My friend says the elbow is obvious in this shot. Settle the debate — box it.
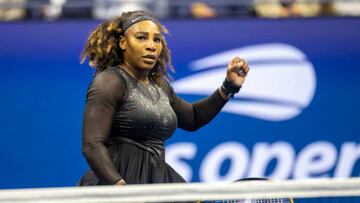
[183,125,201,132]
[185,117,210,131]
[179,119,204,132]
[81,142,99,161]
[82,146,92,160]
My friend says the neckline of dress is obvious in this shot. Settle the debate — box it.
[115,66,160,103]
[116,65,151,86]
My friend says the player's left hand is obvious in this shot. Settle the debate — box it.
[226,56,249,87]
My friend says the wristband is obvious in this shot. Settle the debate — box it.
[221,78,241,98]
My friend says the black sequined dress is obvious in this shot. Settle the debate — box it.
[78,67,227,185]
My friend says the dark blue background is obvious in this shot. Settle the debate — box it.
[0,18,359,189]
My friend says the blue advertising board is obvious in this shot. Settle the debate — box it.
[0,18,359,189]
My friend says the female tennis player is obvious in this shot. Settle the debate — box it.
[78,10,249,186]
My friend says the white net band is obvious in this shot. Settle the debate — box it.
[0,178,360,203]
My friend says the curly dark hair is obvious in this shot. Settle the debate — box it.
[80,10,174,84]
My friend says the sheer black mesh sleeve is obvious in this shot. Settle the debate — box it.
[162,80,228,131]
[82,69,126,185]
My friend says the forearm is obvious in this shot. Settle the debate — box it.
[82,144,123,185]
[174,88,228,131]
[191,88,228,128]
[82,104,123,185]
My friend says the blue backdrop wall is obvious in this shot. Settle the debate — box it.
[0,18,359,189]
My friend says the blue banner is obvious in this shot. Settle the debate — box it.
[0,18,359,189]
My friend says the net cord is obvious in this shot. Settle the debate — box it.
[0,178,360,203]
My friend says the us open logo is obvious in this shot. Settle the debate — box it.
[172,43,316,121]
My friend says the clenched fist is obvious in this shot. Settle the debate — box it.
[226,57,249,87]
